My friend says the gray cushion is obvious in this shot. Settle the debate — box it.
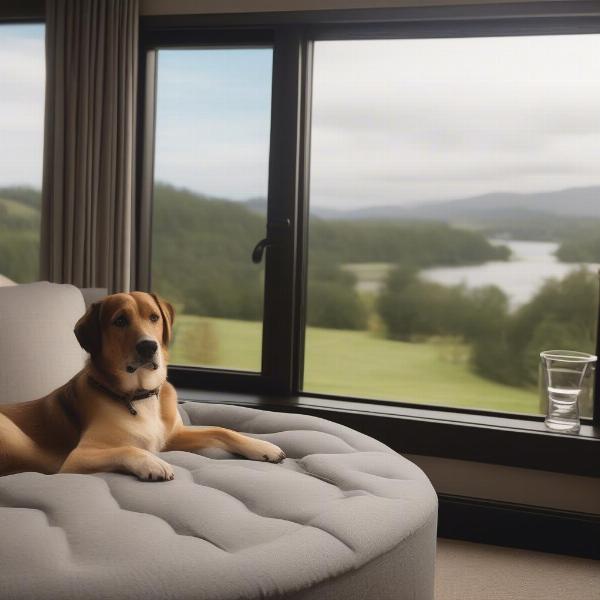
[0,282,86,404]
[0,402,437,600]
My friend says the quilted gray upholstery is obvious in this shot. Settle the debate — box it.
[0,401,437,600]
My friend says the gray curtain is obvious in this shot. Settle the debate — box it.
[41,0,138,293]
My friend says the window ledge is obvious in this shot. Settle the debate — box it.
[176,388,600,477]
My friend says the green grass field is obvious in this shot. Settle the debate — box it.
[171,314,539,415]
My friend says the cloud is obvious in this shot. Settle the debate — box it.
[310,35,600,208]
[148,34,600,208]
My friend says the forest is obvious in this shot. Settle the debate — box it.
[150,183,509,326]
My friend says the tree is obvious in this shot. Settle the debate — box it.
[469,269,597,398]
[377,265,508,343]
[307,263,367,330]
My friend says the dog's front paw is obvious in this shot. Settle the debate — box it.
[242,439,286,463]
[125,450,175,481]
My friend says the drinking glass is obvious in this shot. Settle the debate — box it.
[540,350,596,434]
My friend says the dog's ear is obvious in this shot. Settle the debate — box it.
[151,293,175,347]
[74,301,103,356]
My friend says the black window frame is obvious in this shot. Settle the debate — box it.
[137,1,600,475]
[137,28,303,395]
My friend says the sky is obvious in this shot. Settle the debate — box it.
[154,48,273,202]
[1,26,599,209]
[311,35,600,209]
[0,24,45,190]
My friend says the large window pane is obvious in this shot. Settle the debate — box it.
[151,48,272,371]
[0,24,45,284]
[304,35,600,416]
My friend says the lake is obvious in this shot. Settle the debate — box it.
[345,240,599,310]
[422,240,600,309]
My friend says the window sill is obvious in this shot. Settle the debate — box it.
[176,387,600,477]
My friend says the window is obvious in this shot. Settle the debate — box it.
[140,8,600,425]
[151,46,273,372]
[303,34,600,418]
[0,23,45,284]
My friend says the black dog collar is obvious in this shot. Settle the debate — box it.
[87,376,160,416]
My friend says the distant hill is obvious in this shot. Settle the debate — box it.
[402,186,600,221]
[240,186,600,242]
[244,186,600,222]
[5,184,599,223]
[0,186,41,211]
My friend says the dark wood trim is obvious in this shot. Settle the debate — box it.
[310,17,600,41]
[0,0,44,21]
[260,26,304,395]
[141,28,274,49]
[291,36,313,392]
[438,494,600,560]
[140,1,600,29]
[300,390,594,425]
[133,45,157,292]
[176,389,600,477]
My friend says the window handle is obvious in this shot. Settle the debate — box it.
[251,238,270,264]
[251,218,291,264]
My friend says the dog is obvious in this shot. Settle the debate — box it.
[0,292,285,481]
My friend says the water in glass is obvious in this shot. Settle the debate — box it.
[540,351,596,434]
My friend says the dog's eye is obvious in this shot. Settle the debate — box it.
[113,315,128,328]
[150,314,160,323]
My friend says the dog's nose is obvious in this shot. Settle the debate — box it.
[136,339,158,359]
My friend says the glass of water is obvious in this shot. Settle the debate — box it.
[540,350,596,434]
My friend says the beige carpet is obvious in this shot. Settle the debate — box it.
[436,539,600,600]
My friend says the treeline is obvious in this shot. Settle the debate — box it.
[556,233,600,263]
[152,183,508,326]
[470,211,600,244]
[1,183,509,328]
[310,218,509,267]
[378,267,597,410]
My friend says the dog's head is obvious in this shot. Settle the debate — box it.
[74,292,174,391]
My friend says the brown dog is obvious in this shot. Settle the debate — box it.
[0,292,285,480]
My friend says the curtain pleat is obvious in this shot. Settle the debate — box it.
[41,0,138,293]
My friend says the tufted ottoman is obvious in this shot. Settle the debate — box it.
[0,401,437,600]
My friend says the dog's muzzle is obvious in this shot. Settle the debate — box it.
[126,338,159,373]
[136,339,158,360]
